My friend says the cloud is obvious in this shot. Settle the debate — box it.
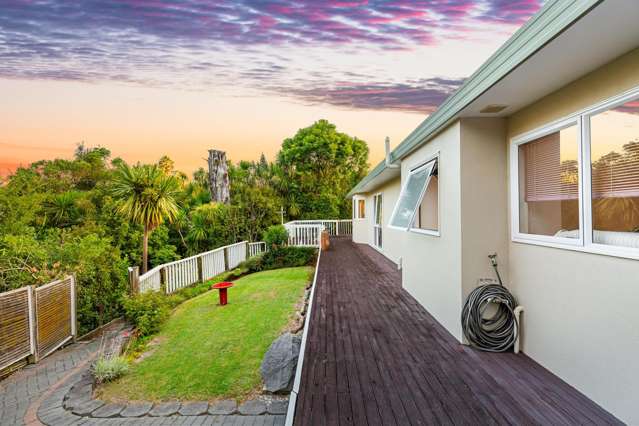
[271,77,465,113]
[0,1,542,113]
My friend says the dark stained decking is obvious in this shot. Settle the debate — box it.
[294,238,621,426]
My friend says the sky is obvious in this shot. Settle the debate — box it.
[0,0,544,177]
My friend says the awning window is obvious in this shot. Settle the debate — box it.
[389,159,437,230]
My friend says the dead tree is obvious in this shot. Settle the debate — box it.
[208,149,230,204]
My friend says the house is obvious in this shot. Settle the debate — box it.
[348,0,639,423]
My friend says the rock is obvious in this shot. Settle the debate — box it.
[178,401,209,416]
[208,400,237,415]
[72,399,104,416]
[148,401,181,417]
[120,402,153,417]
[267,400,289,415]
[238,399,267,415]
[260,332,301,393]
[91,403,125,418]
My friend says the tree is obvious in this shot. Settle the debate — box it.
[111,164,180,272]
[277,120,369,219]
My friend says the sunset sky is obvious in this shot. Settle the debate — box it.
[0,0,543,177]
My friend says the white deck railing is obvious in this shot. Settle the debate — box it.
[285,219,352,236]
[284,223,324,247]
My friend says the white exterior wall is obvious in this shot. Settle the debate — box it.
[351,195,370,245]
[352,123,465,340]
[505,48,639,424]
[459,118,510,305]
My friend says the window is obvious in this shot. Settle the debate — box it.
[413,167,439,234]
[373,194,382,247]
[511,87,639,257]
[516,122,581,240]
[353,197,366,219]
[389,156,439,233]
[589,98,639,248]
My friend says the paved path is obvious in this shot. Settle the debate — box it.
[0,339,99,425]
[0,340,286,425]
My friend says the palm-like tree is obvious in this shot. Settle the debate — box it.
[112,164,180,272]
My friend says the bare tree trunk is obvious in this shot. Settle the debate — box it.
[142,225,149,273]
[208,149,230,204]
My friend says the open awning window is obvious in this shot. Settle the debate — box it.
[389,159,437,230]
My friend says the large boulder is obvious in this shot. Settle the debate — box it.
[260,332,301,393]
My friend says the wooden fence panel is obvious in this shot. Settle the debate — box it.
[0,287,34,371]
[34,276,75,360]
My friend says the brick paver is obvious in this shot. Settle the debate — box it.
[0,339,286,425]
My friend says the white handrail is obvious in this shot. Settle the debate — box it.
[284,219,352,236]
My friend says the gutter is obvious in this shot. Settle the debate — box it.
[285,246,322,426]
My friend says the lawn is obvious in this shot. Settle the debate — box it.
[99,266,312,401]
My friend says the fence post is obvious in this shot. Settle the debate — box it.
[335,220,339,236]
[128,266,140,295]
[27,286,37,364]
[224,247,230,271]
[197,255,204,283]
[160,267,167,294]
[70,275,77,341]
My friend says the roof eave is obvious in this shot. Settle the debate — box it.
[349,0,602,197]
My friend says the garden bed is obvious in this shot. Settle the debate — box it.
[97,266,313,402]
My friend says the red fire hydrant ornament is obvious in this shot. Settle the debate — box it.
[211,281,234,306]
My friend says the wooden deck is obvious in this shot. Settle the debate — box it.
[294,238,621,425]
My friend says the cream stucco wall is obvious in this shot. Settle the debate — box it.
[460,118,509,303]
[506,47,639,424]
[352,123,465,340]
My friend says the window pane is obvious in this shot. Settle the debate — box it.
[518,125,580,237]
[390,162,434,229]
[414,175,438,231]
[590,99,639,248]
[357,199,365,219]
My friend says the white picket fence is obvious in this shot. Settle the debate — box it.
[249,242,267,257]
[285,220,352,236]
[133,220,348,294]
[134,240,265,295]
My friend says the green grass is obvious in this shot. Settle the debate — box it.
[99,266,312,401]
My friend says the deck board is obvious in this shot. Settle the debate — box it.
[294,238,621,426]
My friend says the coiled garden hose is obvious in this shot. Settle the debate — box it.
[461,254,519,352]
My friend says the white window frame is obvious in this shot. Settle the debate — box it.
[389,152,440,237]
[410,154,441,237]
[510,84,639,260]
[373,192,383,248]
[510,116,584,247]
[353,196,366,220]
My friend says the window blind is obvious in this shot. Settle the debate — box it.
[591,141,639,199]
[521,132,579,202]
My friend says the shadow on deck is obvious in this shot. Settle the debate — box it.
[294,238,620,425]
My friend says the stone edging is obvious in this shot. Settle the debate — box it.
[60,370,288,419]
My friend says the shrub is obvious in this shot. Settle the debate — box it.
[122,291,171,337]
[263,225,288,249]
[256,247,316,271]
[93,356,129,384]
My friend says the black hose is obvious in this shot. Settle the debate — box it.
[461,283,519,353]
